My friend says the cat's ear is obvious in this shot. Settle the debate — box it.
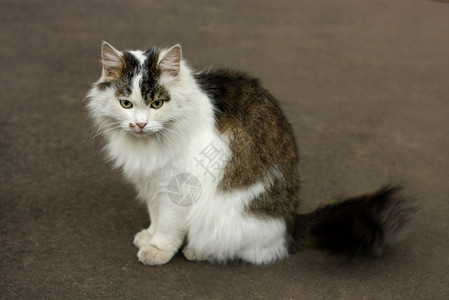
[158,45,182,77]
[101,42,125,80]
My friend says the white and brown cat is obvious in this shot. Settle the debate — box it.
[86,42,416,265]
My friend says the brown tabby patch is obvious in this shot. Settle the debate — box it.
[195,70,300,219]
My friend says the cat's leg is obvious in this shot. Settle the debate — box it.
[186,206,289,264]
[238,235,289,265]
[137,202,186,266]
[237,218,289,265]
[133,207,158,249]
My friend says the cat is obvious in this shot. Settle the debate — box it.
[86,42,417,265]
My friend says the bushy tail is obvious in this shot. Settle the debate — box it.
[294,186,418,258]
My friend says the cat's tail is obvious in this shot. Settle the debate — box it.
[293,185,418,258]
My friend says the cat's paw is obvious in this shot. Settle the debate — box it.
[133,229,153,249]
[137,244,174,266]
[182,247,206,262]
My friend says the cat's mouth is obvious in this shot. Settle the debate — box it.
[128,127,162,138]
[133,131,146,135]
[129,129,156,137]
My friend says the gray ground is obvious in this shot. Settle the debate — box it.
[1,0,448,298]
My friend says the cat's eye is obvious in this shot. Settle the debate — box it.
[151,100,164,109]
[120,100,133,109]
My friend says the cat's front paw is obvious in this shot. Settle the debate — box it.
[137,244,174,266]
[133,229,153,249]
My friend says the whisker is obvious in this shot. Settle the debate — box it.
[89,121,122,142]
[89,124,123,143]
[154,131,163,144]
[162,125,183,145]
[99,128,127,155]
[158,128,179,147]
[91,120,122,134]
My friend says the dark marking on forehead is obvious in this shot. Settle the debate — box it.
[140,48,170,105]
[115,52,141,96]
[97,51,141,96]
[152,85,171,102]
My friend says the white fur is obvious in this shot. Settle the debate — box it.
[185,180,288,264]
[129,50,147,65]
[87,48,288,265]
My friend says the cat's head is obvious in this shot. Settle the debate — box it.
[87,42,193,140]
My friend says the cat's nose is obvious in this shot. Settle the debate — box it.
[136,122,147,129]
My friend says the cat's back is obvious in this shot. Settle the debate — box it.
[195,69,271,118]
[194,69,287,131]
[195,68,299,196]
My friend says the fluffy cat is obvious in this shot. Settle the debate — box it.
[86,42,416,265]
